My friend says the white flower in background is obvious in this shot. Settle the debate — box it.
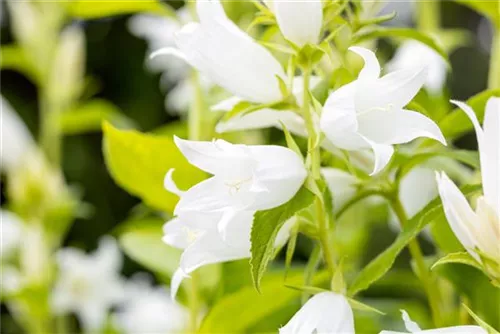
[129,8,214,114]
[114,274,188,333]
[264,0,323,47]
[321,168,359,212]
[436,97,500,263]
[0,96,36,172]
[320,46,446,175]
[163,169,294,297]
[172,137,307,222]
[51,237,124,331]
[387,41,447,94]
[214,76,321,135]
[0,210,22,259]
[380,310,486,333]
[152,0,287,105]
[280,292,355,334]
[361,0,415,26]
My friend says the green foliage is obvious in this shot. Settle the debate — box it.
[66,0,176,19]
[117,218,181,279]
[0,45,38,83]
[463,304,500,334]
[102,123,206,213]
[250,187,314,292]
[199,270,329,333]
[347,184,482,297]
[439,89,500,140]
[454,0,500,28]
[60,100,136,135]
[353,27,449,64]
[432,252,483,271]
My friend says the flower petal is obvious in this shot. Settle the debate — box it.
[481,97,500,215]
[357,109,446,146]
[321,168,359,212]
[401,310,422,332]
[164,168,185,197]
[280,292,355,334]
[174,8,285,103]
[320,82,369,150]
[356,67,428,113]
[211,96,243,112]
[273,0,323,47]
[435,171,481,261]
[349,46,381,80]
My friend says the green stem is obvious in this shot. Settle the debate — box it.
[488,29,500,89]
[301,66,335,276]
[391,197,443,327]
[188,272,200,332]
[416,0,440,32]
[40,93,62,166]
[189,71,207,141]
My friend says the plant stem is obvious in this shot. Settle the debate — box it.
[301,66,335,276]
[416,0,440,32]
[391,197,443,327]
[40,93,62,166]
[189,71,207,141]
[488,29,500,89]
[188,272,200,332]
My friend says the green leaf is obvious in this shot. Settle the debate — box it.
[60,100,136,135]
[281,123,303,159]
[353,27,449,64]
[118,218,181,278]
[250,187,314,292]
[347,298,385,315]
[347,184,482,297]
[102,122,206,213]
[66,0,176,19]
[432,252,483,271]
[463,304,500,334]
[199,270,329,333]
[0,45,38,83]
[454,0,500,28]
[439,89,500,140]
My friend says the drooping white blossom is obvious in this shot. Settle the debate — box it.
[436,97,500,263]
[163,169,294,297]
[51,237,124,331]
[320,46,446,175]
[172,137,307,220]
[264,0,323,47]
[0,96,36,172]
[280,292,355,334]
[387,41,447,94]
[380,310,486,333]
[0,210,22,259]
[152,0,287,105]
[114,274,189,333]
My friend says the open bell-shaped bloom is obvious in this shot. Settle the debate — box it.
[51,237,124,331]
[320,46,446,175]
[280,292,355,334]
[0,96,36,172]
[264,0,323,47]
[152,0,286,105]
[380,310,486,333]
[436,97,500,265]
[387,41,447,94]
[172,137,307,218]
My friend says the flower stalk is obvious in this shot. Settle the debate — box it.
[488,29,500,89]
[416,0,440,32]
[390,196,443,327]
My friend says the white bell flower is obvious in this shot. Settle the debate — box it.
[163,169,295,298]
[387,41,447,94]
[436,97,500,264]
[0,210,22,259]
[320,46,446,175]
[264,0,323,47]
[0,96,36,172]
[51,237,124,332]
[280,292,355,334]
[114,274,189,333]
[152,0,287,105]
[380,310,486,333]
[172,137,307,218]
